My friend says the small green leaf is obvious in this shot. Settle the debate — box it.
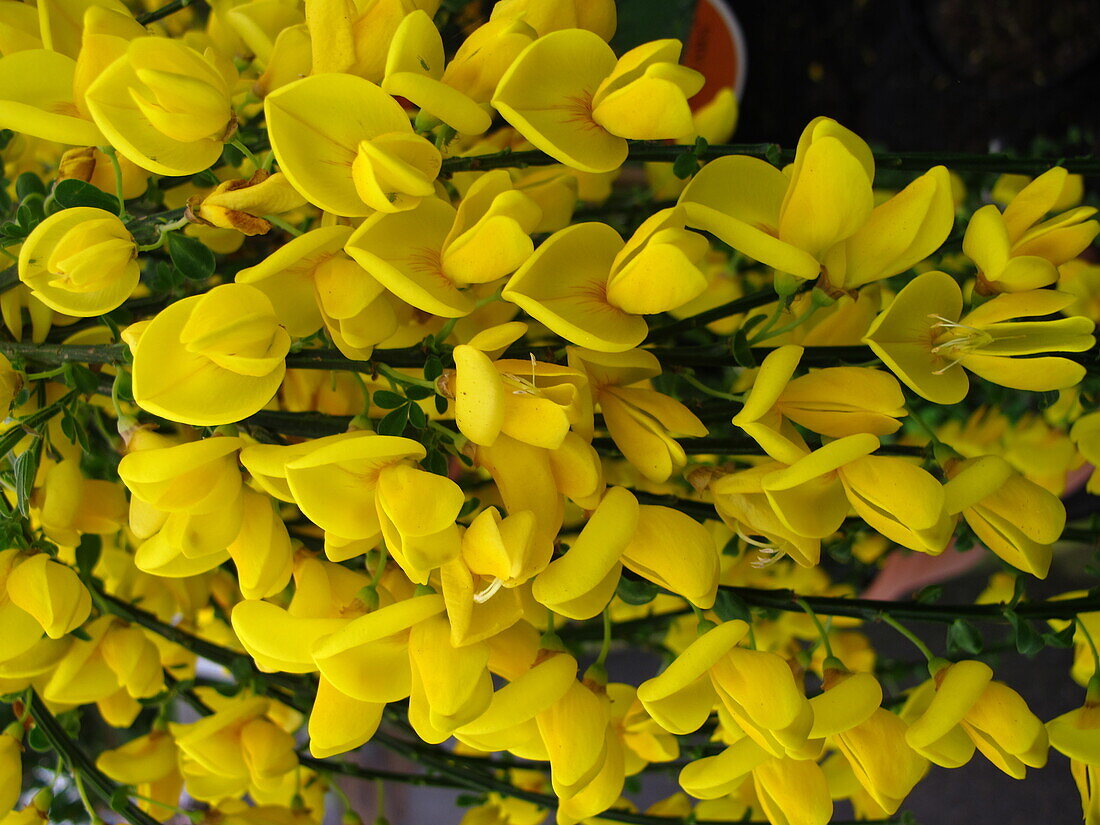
[405,385,434,401]
[25,726,50,752]
[15,171,45,201]
[731,312,767,368]
[423,354,443,381]
[946,618,982,656]
[13,438,42,517]
[1043,624,1076,649]
[672,150,699,180]
[713,589,752,624]
[109,786,133,814]
[914,585,943,604]
[62,363,101,395]
[377,405,408,436]
[372,390,407,409]
[1005,610,1044,656]
[166,232,215,281]
[424,450,448,476]
[434,394,448,414]
[616,576,658,606]
[457,496,480,519]
[50,179,120,213]
[76,534,102,578]
[407,402,427,429]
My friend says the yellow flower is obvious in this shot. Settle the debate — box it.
[5,553,90,639]
[305,0,440,81]
[864,270,1095,404]
[265,72,441,216]
[621,505,719,610]
[18,207,138,317]
[236,225,398,360]
[1048,694,1100,825]
[442,18,536,105]
[810,671,926,814]
[568,347,707,482]
[96,730,183,820]
[85,37,237,175]
[679,117,954,292]
[408,612,493,743]
[489,0,616,39]
[0,728,20,816]
[345,171,542,318]
[1059,259,1100,322]
[171,695,298,801]
[943,454,1066,578]
[637,620,748,735]
[382,10,492,134]
[733,345,906,463]
[1071,411,1100,495]
[450,325,590,449]
[504,207,707,351]
[0,48,103,145]
[129,283,291,426]
[493,33,702,173]
[0,355,17,416]
[535,677,611,801]
[31,458,127,547]
[532,486,638,620]
[902,660,1048,777]
[966,167,1099,293]
[441,506,551,645]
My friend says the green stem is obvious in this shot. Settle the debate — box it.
[440,142,1100,176]
[230,136,262,170]
[881,613,936,664]
[796,597,834,660]
[98,146,127,218]
[0,266,21,296]
[264,214,303,236]
[675,370,742,402]
[136,0,194,23]
[1077,618,1100,681]
[26,691,162,825]
[0,391,77,457]
[375,362,436,390]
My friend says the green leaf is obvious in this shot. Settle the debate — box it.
[434,394,448,414]
[672,150,699,180]
[166,231,215,281]
[76,534,102,578]
[1005,610,1044,656]
[50,179,120,213]
[1043,624,1076,649]
[423,354,443,381]
[13,438,42,517]
[713,589,752,624]
[62,363,101,395]
[914,585,943,604]
[457,496,480,519]
[372,390,407,409]
[25,726,50,752]
[15,171,45,201]
[407,401,427,429]
[377,405,408,436]
[109,786,133,814]
[731,313,767,369]
[405,385,434,401]
[424,449,448,476]
[616,576,658,606]
[946,619,982,656]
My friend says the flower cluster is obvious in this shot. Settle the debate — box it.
[0,2,1098,825]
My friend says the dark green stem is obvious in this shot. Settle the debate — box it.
[136,0,195,24]
[0,266,18,296]
[441,142,1100,176]
[26,691,162,825]
[0,390,77,457]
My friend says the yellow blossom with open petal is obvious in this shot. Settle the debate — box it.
[266,72,441,217]
[863,270,1095,404]
[679,117,954,292]
[902,660,1048,778]
[85,37,237,175]
[493,33,702,173]
[505,207,708,351]
[346,171,542,318]
[965,167,1099,293]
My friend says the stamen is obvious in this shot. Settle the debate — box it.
[473,576,504,604]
